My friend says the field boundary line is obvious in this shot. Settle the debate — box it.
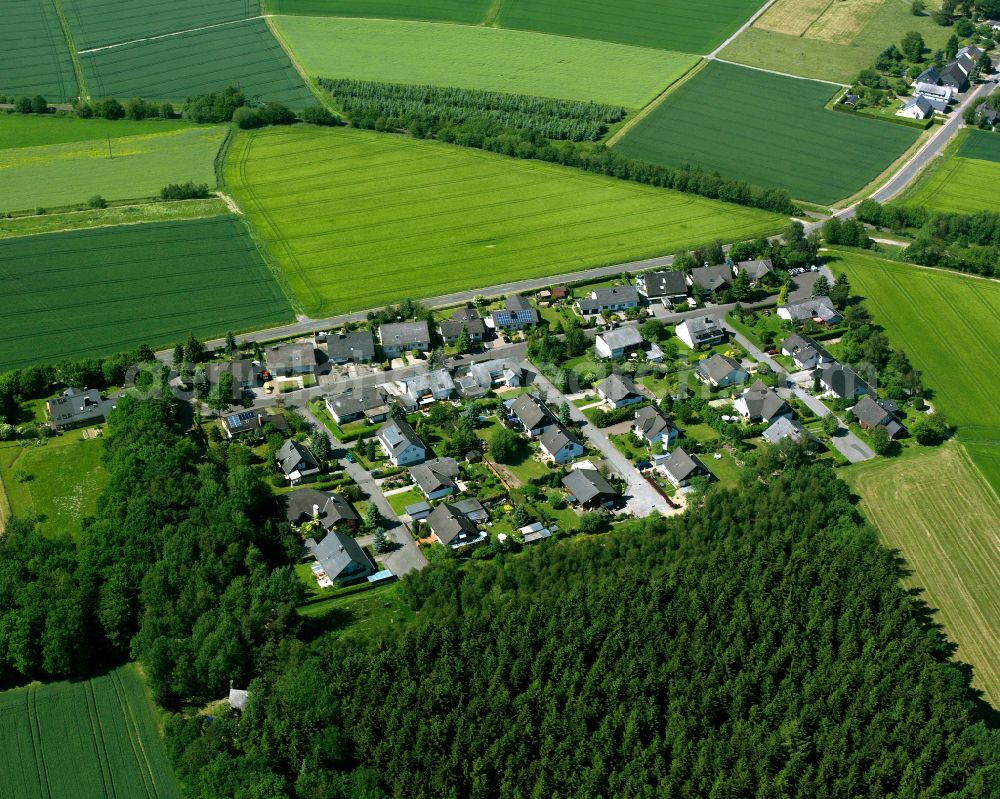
[707,0,779,58]
[112,669,158,798]
[710,57,848,86]
[77,16,264,54]
[799,0,838,41]
[84,680,118,799]
[28,685,53,799]
[265,15,335,111]
[51,0,88,98]
[606,58,708,147]
[482,0,504,26]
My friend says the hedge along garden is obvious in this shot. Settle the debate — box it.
[0,0,78,99]
[80,19,314,107]
[225,126,784,316]
[0,216,292,371]
[0,664,181,799]
[1,126,227,213]
[614,61,918,205]
[275,17,697,108]
[265,0,492,23]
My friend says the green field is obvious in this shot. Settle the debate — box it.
[265,0,491,23]
[614,61,917,204]
[0,430,107,539]
[846,442,1000,709]
[275,16,697,107]
[64,0,261,50]
[0,115,197,150]
[226,126,783,315]
[956,128,1000,162]
[0,1,78,100]
[0,664,181,799]
[0,216,293,371]
[720,0,954,84]
[831,249,1000,492]
[900,154,1000,214]
[495,0,764,52]
[0,126,227,213]
[80,18,314,107]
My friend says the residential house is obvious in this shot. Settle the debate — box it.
[519,522,552,544]
[307,530,372,583]
[324,386,391,425]
[688,264,733,296]
[636,271,688,304]
[913,66,940,86]
[404,501,432,521]
[538,425,584,465]
[452,496,489,523]
[283,488,360,532]
[266,342,318,376]
[696,354,749,389]
[207,359,262,391]
[394,369,455,410]
[661,447,712,488]
[228,683,249,714]
[276,439,322,485]
[326,330,375,364]
[734,258,774,285]
[915,81,954,104]
[940,58,971,91]
[841,93,859,107]
[816,363,871,400]
[781,333,834,371]
[762,416,812,445]
[378,320,431,359]
[575,286,640,317]
[46,387,114,430]
[633,405,677,448]
[439,306,487,345]
[562,466,617,508]
[510,393,556,437]
[409,457,462,500]
[596,373,644,409]
[777,296,841,326]
[676,316,725,350]
[491,295,539,331]
[377,418,426,466]
[975,101,999,126]
[595,326,645,359]
[426,502,486,548]
[733,379,792,424]
[455,358,522,397]
[221,409,263,439]
[851,395,907,439]
[897,95,934,120]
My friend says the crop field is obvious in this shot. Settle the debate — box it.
[957,129,1000,163]
[613,61,917,204]
[899,153,1000,214]
[830,248,1000,493]
[0,216,293,371]
[275,17,697,107]
[720,0,953,84]
[80,18,314,107]
[0,126,227,213]
[846,442,1000,709]
[226,126,783,316]
[0,664,181,799]
[64,0,261,50]
[0,115,196,151]
[265,0,492,24]
[494,0,764,53]
[0,1,78,100]
[0,429,107,539]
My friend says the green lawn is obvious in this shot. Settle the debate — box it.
[297,582,416,643]
[830,248,1000,494]
[275,16,698,107]
[227,125,783,316]
[614,61,917,205]
[0,216,293,371]
[81,18,314,107]
[0,115,197,150]
[0,430,107,539]
[0,1,78,100]
[495,0,765,53]
[387,486,426,515]
[264,0,492,24]
[0,663,181,799]
[844,442,1000,709]
[0,126,227,213]
[719,0,955,85]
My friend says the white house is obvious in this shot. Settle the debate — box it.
[595,326,644,359]
[897,95,934,120]
[538,425,584,465]
[633,405,677,448]
[275,439,322,485]
[596,373,644,409]
[696,354,748,389]
[733,380,792,424]
[780,333,834,371]
[377,419,426,466]
[510,394,556,437]
[676,316,724,350]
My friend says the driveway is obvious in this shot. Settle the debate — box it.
[789,388,875,463]
[721,320,783,374]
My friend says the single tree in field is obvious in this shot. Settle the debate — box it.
[812,276,831,298]
[901,31,926,62]
[911,0,925,14]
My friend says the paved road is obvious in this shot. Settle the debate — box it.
[790,388,875,463]
[722,322,783,373]
[524,361,673,517]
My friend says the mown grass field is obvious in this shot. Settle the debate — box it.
[226,126,784,316]
[0,1,78,100]
[265,0,491,23]
[957,128,1000,162]
[81,18,314,107]
[845,442,1000,709]
[0,664,181,799]
[0,430,107,539]
[64,0,260,49]
[495,0,764,53]
[830,248,1000,493]
[275,16,697,107]
[0,126,227,213]
[613,61,917,204]
[0,216,292,371]
[720,0,953,84]
[0,115,196,150]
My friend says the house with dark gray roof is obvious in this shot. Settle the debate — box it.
[898,95,935,120]
[266,342,318,376]
[378,320,431,358]
[452,496,488,523]
[575,286,640,316]
[283,488,359,531]
[734,258,774,285]
[439,306,487,345]
[220,409,262,439]
[781,333,834,371]
[562,466,617,508]
[661,447,712,488]
[307,530,372,583]
[816,363,871,400]
[539,425,584,464]
[595,326,645,359]
[636,271,687,303]
[596,373,644,409]
[913,66,940,86]
[377,418,426,466]
[207,359,262,391]
[46,388,115,430]
[777,296,841,325]
[409,457,461,500]
[940,61,969,91]
[676,316,725,350]
[696,354,748,389]
[688,264,733,294]
[633,405,677,447]
[491,295,539,330]
[324,386,391,425]
[511,393,556,436]
[426,502,486,548]
[851,396,907,439]
[326,330,375,364]
[734,380,792,424]
[276,439,322,484]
